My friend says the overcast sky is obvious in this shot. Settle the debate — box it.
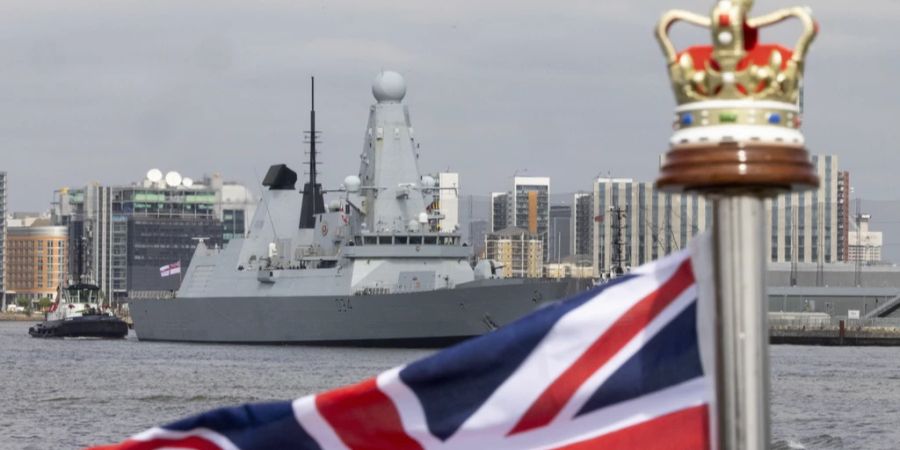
[1,0,899,213]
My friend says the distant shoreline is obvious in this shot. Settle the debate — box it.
[0,313,40,322]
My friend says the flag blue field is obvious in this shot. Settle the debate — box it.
[91,236,716,450]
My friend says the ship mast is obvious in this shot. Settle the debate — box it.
[300,76,325,229]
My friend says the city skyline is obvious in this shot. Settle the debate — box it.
[1,0,899,214]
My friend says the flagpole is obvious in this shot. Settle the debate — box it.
[710,193,770,449]
[654,2,819,447]
[659,144,817,449]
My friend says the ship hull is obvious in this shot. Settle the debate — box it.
[28,316,129,339]
[130,279,587,347]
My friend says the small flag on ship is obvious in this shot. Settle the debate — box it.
[159,262,181,278]
[92,234,717,450]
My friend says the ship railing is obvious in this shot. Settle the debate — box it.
[127,290,177,300]
[353,287,392,296]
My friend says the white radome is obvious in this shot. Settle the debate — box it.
[165,171,182,188]
[182,177,194,188]
[421,175,435,188]
[372,70,406,103]
[343,175,361,193]
[147,168,163,183]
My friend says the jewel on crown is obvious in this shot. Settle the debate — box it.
[656,0,817,146]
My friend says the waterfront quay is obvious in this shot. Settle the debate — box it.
[0,312,38,321]
[771,314,900,346]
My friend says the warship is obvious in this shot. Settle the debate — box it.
[129,71,585,346]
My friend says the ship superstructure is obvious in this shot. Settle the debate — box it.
[129,72,583,345]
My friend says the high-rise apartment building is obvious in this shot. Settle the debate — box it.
[426,173,459,232]
[512,177,550,261]
[593,178,711,278]
[484,227,544,278]
[591,154,843,278]
[5,220,67,305]
[548,205,572,262]
[53,172,253,301]
[764,155,840,264]
[848,214,883,263]
[0,172,6,309]
[490,192,509,232]
[491,178,552,261]
[209,173,257,243]
[572,192,593,257]
[837,170,851,261]
[469,219,488,258]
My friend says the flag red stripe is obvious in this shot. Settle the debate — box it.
[510,259,696,435]
[86,436,223,450]
[315,377,424,450]
[552,404,710,450]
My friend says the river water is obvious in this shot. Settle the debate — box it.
[0,321,896,449]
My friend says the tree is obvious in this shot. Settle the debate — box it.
[16,296,32,316]
[37,297,52,311]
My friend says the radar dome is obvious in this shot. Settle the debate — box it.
[372,71,406,103]
[343,175,361,193]
[182,177,194,188]
[418,212,429,224]
[421,176,435,189]
[147,169,163,183]
[165,171,182,187]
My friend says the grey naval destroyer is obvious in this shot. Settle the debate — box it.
[130,71,585,346]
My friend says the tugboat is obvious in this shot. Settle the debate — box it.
[29,283,129,339]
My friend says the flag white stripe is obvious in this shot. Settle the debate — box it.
[553,285,699,428]
[292,395,350,450]
[128,427,240,450]
[441,378,709,450]
[529,379,710,450]
[456,248,691,436]
[377,367,444,449]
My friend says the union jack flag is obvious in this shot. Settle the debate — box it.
[90,235,716,450]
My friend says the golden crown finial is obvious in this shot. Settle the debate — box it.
[655,0,818,147]
[657,0,816,105]
[655,0,820,194]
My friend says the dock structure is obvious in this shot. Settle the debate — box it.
[771,322,900,346]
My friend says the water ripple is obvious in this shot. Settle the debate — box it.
[3,323,899,448]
